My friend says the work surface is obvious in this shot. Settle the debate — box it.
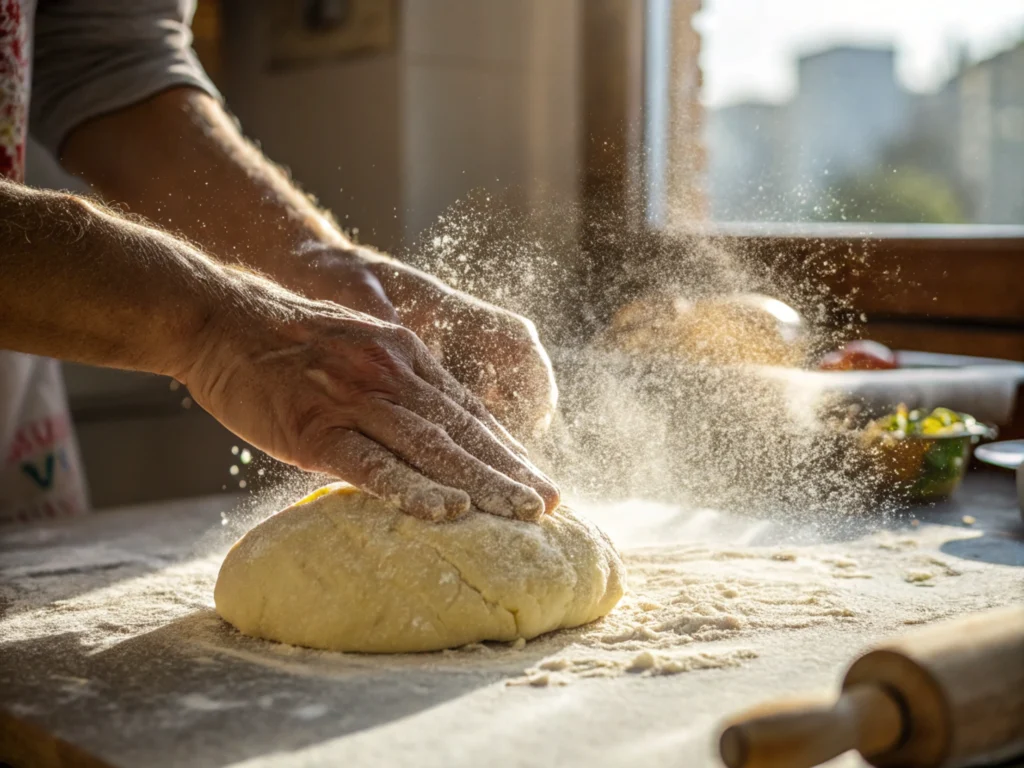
[2,474,1022,768]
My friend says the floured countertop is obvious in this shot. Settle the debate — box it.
[1,474,1022,768]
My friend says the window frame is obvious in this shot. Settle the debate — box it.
[580,2,1024,345]
[579,2,1024,437]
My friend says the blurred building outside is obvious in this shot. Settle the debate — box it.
[705,35,1024,225]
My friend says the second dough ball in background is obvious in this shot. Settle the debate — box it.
[605,292,806,368]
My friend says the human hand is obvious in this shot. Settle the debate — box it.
[280,245,558,441]
[183,269,559,522]
[57,86,556,440]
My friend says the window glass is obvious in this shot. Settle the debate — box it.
[696,0,1024,224]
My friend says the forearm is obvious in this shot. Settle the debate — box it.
[0,180,223,378]
[55,87,557,436]
[60,88,372,284]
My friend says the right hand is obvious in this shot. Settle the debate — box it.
[278,245,558,441]
[181,269,560,522]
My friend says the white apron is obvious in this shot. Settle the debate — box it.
[0,353,89,525]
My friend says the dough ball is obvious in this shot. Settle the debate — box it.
[215,485,625,653]
[605,292,805,367]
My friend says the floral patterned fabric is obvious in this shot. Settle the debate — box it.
[0,0,90,526]
[0,0,217,525]
[0,0,30,181]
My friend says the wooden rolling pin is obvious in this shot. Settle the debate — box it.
[719,605,1024,768]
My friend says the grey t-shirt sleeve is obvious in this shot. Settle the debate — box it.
[30,0,223,156]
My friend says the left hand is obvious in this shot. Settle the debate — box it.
[279,244,558,442]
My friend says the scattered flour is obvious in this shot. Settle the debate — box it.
[508,648,760,687]
[0,556,220,651]
[0,502,1002,699]
[179,693,247,712]
[902,554,964,586]
[904,570,935,585]
[823,556,858,569]
[876,536,919,552]
[823,556,872,580]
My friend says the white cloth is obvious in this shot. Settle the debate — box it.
[1,0,220,524]
[759,355,1024,426]
[0,353,89,525]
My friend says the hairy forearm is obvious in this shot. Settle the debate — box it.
[61,88,368,283]
[0,180,224,378]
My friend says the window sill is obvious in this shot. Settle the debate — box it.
[685,221,1024,362]
[685,222,1024,240]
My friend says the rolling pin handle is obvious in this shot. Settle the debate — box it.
[718,685,905,768]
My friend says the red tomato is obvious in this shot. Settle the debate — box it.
[819,340,898,371]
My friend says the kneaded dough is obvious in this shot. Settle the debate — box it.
[215,484,625,653]
[605,292,806,367]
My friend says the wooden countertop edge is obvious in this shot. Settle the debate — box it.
[1,706,114,768]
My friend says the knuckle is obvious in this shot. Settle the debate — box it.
[289,399,327,439]
[452,404,486,440]
[462,391,491,420]
[362,451,404,493]
[411,420,453,452]
[509,313,539,341]
[291,414,335,469]
[351,340,414,384]
[391,325,421,349]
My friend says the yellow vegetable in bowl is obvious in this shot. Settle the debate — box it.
[860,405,996,502]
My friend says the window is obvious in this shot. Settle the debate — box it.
[695,0,1024,225]
[609,0,1024,365]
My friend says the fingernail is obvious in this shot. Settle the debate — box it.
[523,472,560,513]
[408,488,463,522]
[444,489,472,520]
[512,486,545,522]
[539,487,560,514]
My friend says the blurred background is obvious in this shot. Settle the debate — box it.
[25,0,1023,509]
[700,0,1024,225]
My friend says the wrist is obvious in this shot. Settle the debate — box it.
[139,234,281,383]
[63,197,230,383]
[172,262,267,386]
[150,255,232,384]
[261,241,399,322]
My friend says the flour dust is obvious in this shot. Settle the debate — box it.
[395,188,898,523]
[221,178,902,531]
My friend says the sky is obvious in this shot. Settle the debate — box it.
[695,0,1024,108]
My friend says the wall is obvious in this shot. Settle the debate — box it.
[221,0,405,251]
[219,0,581,253]
[401,0,581,241]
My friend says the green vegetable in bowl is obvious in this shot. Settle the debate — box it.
[860,405,995,503]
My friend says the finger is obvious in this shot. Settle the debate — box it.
[302,248,400,324]
[358,403,546,522]
[308,427,470,522]
[412,342,531,457]
[373,324,558,514]
[400,375,561,514]
[411,341,527,452]
[407,348,561,512]
[450,345,556,443]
